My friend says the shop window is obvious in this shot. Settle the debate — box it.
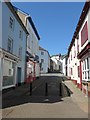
[3,59,15,87]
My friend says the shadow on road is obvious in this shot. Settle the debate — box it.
[2,75,73,109]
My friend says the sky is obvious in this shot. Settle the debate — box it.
[12,2,85,56]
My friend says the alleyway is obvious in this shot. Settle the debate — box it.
[2,73,88,118]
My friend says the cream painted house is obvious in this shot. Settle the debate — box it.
[68,1,90,96]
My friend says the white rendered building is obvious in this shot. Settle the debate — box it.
[50,54,62,73]
[68,1,90,96]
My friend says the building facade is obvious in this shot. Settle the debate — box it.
[16,8,40,83]
[0,2,28,90]
[68,1,90,96]
[50,54,62,73]
[39,46,50,73]
[60,54,68,76]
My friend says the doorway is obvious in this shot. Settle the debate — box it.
[17,67,22,86]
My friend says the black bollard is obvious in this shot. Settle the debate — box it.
[30,82,32,96]
[45,83,48,96]
[59,83,62,96]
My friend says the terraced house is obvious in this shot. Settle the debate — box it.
[15,7,40,83]
[39,46,50,73]
[0,2,29,90]
[68,1,90,96]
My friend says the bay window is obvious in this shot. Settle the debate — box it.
[82,57,90,81]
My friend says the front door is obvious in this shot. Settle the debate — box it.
[17,67,21,85]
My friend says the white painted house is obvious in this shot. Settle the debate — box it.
[50,54,62,73]
[68,1,90,96]
[39,46,50,73]
[60,54,68,76]
[15,8,40,82]
[0,2,28,90]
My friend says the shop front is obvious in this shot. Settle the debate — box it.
[1,50,19,89]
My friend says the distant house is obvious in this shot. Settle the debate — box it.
[39,46,50,73]
[50,54,62,73]
[67,1,90,96]
[0,2,28,90]
[15,7,40,82]
[60,54,68,76]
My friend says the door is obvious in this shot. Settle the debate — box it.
[17,67,21,85]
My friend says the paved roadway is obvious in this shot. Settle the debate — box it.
[2,73,88,119]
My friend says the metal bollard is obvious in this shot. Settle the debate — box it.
[59,83,62,96]
[45,83,48,96]
[30,82,32,96]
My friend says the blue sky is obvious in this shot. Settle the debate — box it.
[12,2,85,55]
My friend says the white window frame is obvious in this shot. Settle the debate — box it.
[9,16,14,31]
[7,37,13,53]
[82,57,90,81]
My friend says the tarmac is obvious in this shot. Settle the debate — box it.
[1,74,89,119]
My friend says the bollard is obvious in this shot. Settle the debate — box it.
[30,82,32,96]
[45,83,48,96]
[59,83,62,96]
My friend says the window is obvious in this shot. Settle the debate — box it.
[71,68,73,75]
[87,58,89,69]
[9,17,14,30]
[74,44,76,58]
[9,69,12,76]
[77,39,79,53]
[41,52,44,55]
[7,38,13,53]
[71,54,72,60]
[19,30,23,40]
[82,58,90,81]
[41,59,44,63]
[78,66,80,77]
[19,47,22,59]
[81,21,88,46]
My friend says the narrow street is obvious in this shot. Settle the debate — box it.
[2,73,88,118]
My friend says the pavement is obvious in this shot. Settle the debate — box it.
[2,73,89,119]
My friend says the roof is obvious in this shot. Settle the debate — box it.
[5,2,29,35]
[27,16,40,40]
[60,54,67,60]
[39,46,50,57]
[14,6,40,40]
[68,1,90,56]
[39,46,47,51]
[51,54,61,58]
